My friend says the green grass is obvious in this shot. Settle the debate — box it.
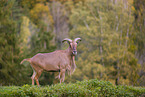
[0,79,145,97]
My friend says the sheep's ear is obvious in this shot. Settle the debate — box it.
[62,38,72,43]
[74,38,81,44]
[76,41,80,44]
[67,41,70,44]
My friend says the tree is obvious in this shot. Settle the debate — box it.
[0,0,23,85]
[50,1,69,49]
[133,0,145,86]
[68,0,140,85]
[26,3,56,85]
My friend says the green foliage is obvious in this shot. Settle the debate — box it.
[0,79,145,97]
[68,0,140,85]
[0,0,23,85]
[133,0,145,86]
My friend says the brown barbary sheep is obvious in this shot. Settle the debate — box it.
[20,38,81,86]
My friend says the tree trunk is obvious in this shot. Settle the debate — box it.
[99,15,104,78]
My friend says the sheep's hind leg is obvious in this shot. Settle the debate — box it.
[35,70,43,86]
[31,70,36,85]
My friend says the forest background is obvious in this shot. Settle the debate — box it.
[0,0,145,86]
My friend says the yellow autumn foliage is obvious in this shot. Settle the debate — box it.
[30,3,53,25]
[21,0,46,9]
[20,16,31,54]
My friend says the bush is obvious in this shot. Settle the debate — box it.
[0,79,145,97]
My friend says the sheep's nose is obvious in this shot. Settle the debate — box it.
[73,51,77,55]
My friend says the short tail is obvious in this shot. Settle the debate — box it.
[20,58,31,64]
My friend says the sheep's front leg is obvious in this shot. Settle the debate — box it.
[59,69,65,84]
[67,65,71,76]
[55,72,60,79]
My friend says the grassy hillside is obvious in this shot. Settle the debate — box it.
[0,79,145,97]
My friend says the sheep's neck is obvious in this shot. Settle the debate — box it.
[65,47,72,57]
[65,47,76,73]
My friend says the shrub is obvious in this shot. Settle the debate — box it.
[0,79,144,97]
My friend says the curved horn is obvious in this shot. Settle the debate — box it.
[74,38,81,42]
[62,38,72,43]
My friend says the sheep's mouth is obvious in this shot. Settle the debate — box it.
[72,51,77,56]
